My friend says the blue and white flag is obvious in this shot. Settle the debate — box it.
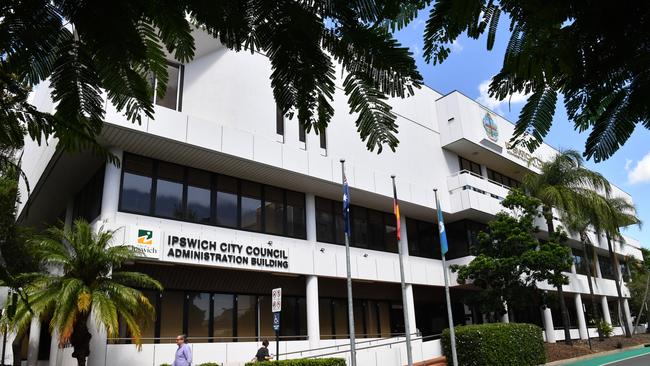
[342,174,351,236]
[435,194,448,256]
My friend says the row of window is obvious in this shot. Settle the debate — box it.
[458,157,520,189]
[572,248,630,282]
[315,197,398,253]
[276,107,327,149]
[486,168,520,189]
[119,153,307,239]
[117,290,396,343]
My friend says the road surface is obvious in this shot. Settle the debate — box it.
[566,347,650,366]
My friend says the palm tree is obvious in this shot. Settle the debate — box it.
[595,196,642,338]
[564,200,603,338]
[12,220,162,366]
[522,149,611,345]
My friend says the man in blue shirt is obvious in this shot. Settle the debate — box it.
[173,334,192,366]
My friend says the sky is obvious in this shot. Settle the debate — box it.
[393,9,650,247]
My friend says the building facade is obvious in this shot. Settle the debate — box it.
[14,29,643,366]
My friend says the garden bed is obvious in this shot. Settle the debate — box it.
[545,333,650,362]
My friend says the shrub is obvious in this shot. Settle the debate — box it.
[597,320,614,338]
[244,358,346,366]
[442,323,545,366]
[199,363,221,366]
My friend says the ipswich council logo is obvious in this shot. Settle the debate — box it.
[482,112,499,142]
[137,229,153,245]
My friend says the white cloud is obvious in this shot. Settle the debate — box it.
[451,39,463,52]
[625,158,633,171]
[476,79,529,114]
[628,152,650,184]
[409,43,421,57]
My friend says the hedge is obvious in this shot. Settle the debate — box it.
[442,323,545,366]
[245,358,346,366]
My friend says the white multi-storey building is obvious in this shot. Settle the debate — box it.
[15,29,642,366]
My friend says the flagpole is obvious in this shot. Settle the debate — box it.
[392,175,413,366]
[434,188,458,366]
[340,159,357,366]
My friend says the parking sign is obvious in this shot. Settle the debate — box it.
[272,288,282,313]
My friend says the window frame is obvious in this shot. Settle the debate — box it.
[118,153,306,239]
[151,62,184,112]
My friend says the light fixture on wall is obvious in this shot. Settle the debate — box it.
[363,254,368,258]
[320,248,325,253]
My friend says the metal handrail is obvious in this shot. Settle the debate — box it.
[280,333,416,357]
[302,333,442,359]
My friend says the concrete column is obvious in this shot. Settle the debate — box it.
[542,307,556,343]
[48,330,59,366]
[570,261,577,275]
[405,284,417,336]
[501,301,509,323]
[87,310,108,366]
[601,297,612,324]
[501,313,510,324]
[574,294,588,340]
[622,298,633,334]
[27,317,41,366]
[64,198,74,230]
[100,147,123,222]
[593,254,603,278]
[305,193,317,242]
[306,275,320,349]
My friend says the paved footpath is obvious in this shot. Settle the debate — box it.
[565,347,650,366]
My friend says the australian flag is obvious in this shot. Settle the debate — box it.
[342,174,351,237]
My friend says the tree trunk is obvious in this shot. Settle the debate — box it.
[634,274,650,334]
[70,313,92,366]
[545,211,572,344]
[544,205,555,234]
[606,234,631,338]
[556,284,573,345]
[580,232,600,336]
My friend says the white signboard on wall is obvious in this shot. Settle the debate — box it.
[129,228,160,259]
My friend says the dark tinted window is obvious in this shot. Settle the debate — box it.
[286,191,306,239]
[187,292,210,339]
[119,154,305,239]
[406,218,439,259]
[187,169,211,223]
[120,155,153,214]
[155,161,184,219]
[276,106,284,136]
[216,176,238,228]
[319,130,327,149]
[384,213,398,253]
[316,197,334,243]
[368,210,385,251]
[299,122,306,143]
[459,156,482,176]
[599,255,616,280]
[487,168,520,188]
[155,64,182,110]
[213,294,234,342]
[240,181,262,231]
[264,186,284,235]
[352,206,369,248]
